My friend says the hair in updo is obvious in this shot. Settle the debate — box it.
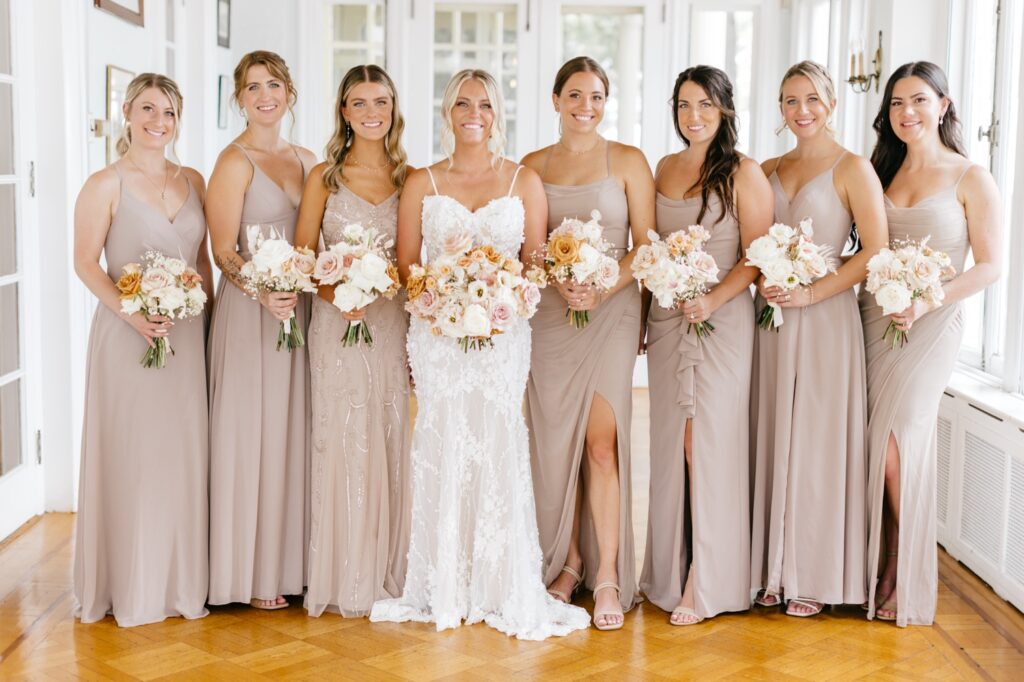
[777,60,837,136]
[870,61,965,189]
[553,56,610,97]
[672,65,740,224]
[439,69,506,166]
[232,50,297,130]
[322,64,408,192]
[116,73,184,168]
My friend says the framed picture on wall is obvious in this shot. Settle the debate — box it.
[217,0,230,48]
[218,75,231,129]
[106,65,135,165]
[93,0,144,27]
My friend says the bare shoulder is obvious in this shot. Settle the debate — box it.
[654,153,675,178]
[401,166,434,195]
[294,145,318,167]
[759,156,780,177]
[510,162,542,190]
[82,164,121,197]
[959,162,998,199]
[181,166,206,191]
[735,156,771,189]
[520,145,553,174]
[837,150,873,176]
[609,141,651,171]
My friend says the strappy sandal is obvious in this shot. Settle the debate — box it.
[754,589,781,607]
[669,606,703,626]
[547,564,585,604]
[250,597,289,611]
[874,595,898,622]
[785,598,824,618]
[591,582,624,631]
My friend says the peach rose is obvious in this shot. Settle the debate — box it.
[116,269,142,298]
[549,234,580,265]
[406,274,427,300]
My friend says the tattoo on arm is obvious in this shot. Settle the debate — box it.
[214,251,252,295]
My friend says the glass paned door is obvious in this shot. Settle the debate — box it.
[326,0,386,128]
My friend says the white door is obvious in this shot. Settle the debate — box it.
[0,0,43,541]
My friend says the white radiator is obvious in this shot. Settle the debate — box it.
[936,387,1024,614]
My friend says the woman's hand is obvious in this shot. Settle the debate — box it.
[679,294,716,323]
[259,291,298,321]
[890,298,931,331]
[341,306,367,322]
[557,281,602,311]
[763,285,812,308]
[124,312,172,348]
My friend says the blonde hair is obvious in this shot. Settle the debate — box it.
[116,73,184,167]
[233,50,297,133]
[439,69,506,166]
[323,65,408,192]
[777,60,837,136]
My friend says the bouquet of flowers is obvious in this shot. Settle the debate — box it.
[116,250,207,369]
[240,225,317,351]
[405,241,545,352]
[539,210,620,328]
[744,219,836,330]
[865,236,955,348]
[631,226,720,338]
[313,222,401,346]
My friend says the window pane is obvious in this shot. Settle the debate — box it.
[0,282,18,377]
[433,5,518,160]
[0,377,21,477]
[690,9,755,153]
[562,8,644,146]
[166,0,175,42]
[0,82,12,174]
[0,0,10,75]
[334,4,369,42]
[0,184,15,277]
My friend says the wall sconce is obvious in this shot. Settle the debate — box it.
[847,30,882,93]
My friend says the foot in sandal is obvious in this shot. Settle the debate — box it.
[592,581,624,630]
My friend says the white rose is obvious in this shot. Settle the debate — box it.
[164,258,187,276]
[343,223,366,242]
[252,239,295,276]
[120,296,143,315]
[768,223,796,243]
[186,286,207,307]
[348,252,394,293]
[333,282,375,312]
[875,281,912,315]
[745,236,779,266]
[572,243,601,281]
[152,285,187,314]
[461,303,491,337]
[762,260,795,287]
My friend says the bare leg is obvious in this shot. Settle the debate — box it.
[876,433,901,619]
[547,485,584,602]
[585,393,623,628]
[671,419,702,624]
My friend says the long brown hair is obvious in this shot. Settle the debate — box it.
[322,65,408,192]
[116,73,183,169]
[672,65,740,224]
[871,61,966,188]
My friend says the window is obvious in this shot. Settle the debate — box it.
[326,0,386,128]
[432,4,519,160]
[561,7,644,145]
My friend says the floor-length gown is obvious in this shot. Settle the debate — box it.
[861,167,973,626]
[526,146,641,612]
[207,144,311,604]
[370,166,590,640]
[750,154,867,606]
[640,193,753,617]
[305,185,411,617]
[74,167,209,627]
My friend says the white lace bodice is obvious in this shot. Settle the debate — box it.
[420,194,526,263]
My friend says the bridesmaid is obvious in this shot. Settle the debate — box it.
[522,56,654,630]
[863,62,1001,626]
[207,51,316,609]
[294,65,413,617]
[73,74,213,626]
[640,66,772,625]
[750,61,886,617]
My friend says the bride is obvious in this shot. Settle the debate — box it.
[369,69,590,639]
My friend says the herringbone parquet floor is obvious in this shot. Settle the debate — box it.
[1,391,1022,681]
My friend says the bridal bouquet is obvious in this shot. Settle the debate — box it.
[405,242,545,352]
[631,226,720,338]
[745,219,836,330]
[241,225,317,351]
[314,223,401,347]
[116,251,207,369]
[539,210,620,328]
[865,236,955,349]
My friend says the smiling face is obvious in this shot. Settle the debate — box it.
[888,75,948,145]
[676,80,721,146]
[124,86,176,151]
[342,81,393,142]
[780,75,833,140]
[554,70,606,135]
[449,78,494,145]
[238,64,290,125]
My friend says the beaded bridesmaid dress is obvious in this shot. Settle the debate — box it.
[640,192,753,618]
[525,144,641,612]
[207,144,311,605]
[305,184,411,617]
[750,154,867,608]
[75,167,209,627]
[861,166,973,626]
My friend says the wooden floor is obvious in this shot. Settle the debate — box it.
[2,392,1023,681]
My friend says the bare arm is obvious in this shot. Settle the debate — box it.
[515,166,548,268]
[294,162,332,304]
[396,168,431,283]
[184,168,215,304]
[942,165,1002,305]
[610,145,656,296]
[205,146,253,293]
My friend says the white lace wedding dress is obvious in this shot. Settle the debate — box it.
[369,168,590,640]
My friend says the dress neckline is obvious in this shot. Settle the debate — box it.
[425,193,523,215]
